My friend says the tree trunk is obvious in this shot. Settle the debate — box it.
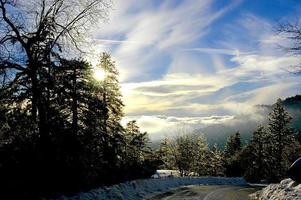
[29,61,49,143]
[72,67,78,134]
[31,68,38,122]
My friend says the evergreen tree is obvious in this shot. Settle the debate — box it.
[223,132,243,177]
[193,136,211,176]
[0,50,162,199]
[157,137,175,169]
[265,99,301,181]
[95,52,124,135]
[0,0,110,140]
[173,135,198,176]
[0,1,162,199]
[53,59,94,132]
[124,120,149,163]
[91,53,126,183]
[241,100,301,182]
[122,120,158,180]
[241,125,268,182]
[224,132,242,156]
[208,144,225,176]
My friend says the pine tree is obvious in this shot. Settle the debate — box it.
[52,59,94,132]
[169,135,197,176]
[266,99,301,181]
[209,144,225,176]
[124,120,149,164]
[157,137,175,169]
[224,132,242,156]
[223,132,243,177]
[241,125,268,182]
[122,120,159,180]
[193,136,210,176]
[0,1,162,198]
[91,53,125,181]
[95,52,124,135]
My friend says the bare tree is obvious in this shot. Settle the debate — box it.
[0,0,111,137]
[278,20,301,74]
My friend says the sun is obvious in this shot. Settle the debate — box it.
[94,68,106,81]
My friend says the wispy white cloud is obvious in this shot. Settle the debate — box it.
[92,0,242,81]
[182,48,250,56]
[89,1,301,139]
[94,39,153,45]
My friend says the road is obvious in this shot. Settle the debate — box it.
[149,185,260,200]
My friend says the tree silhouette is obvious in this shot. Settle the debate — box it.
[0,0,110,137]
[265,99,301,181]
[241,125,268,182]
[223,132,243,177]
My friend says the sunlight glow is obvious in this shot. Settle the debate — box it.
[94,68,106,81]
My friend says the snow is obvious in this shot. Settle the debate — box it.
[54,177,247,200]
[151,170,180,178]
[250,178,301,200]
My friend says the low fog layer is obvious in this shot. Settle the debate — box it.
[124,97,301,147]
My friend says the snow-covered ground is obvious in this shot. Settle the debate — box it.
[250,178,301,200]
[151,170,180,178]
[53,177,247,200]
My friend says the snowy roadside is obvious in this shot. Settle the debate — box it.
[249,178,301,200]
[52,177,247,200]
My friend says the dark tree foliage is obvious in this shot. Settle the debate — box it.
[0,1,159,199]
[241,99,301,182]
[224,132,242,156]
[241,125,268,182]
[156,98,301,183]
[265,99,301,181]
[121,120,160,180]
[223,132,243,177]
[0,56,159,199]
[157,137,174,169]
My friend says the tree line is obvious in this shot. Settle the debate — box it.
[0,1,160,199]
[1,0,301,199]
[157,99,301,183]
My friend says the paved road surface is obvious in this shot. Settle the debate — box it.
[149,185,260,200]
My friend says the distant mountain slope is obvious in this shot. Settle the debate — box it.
[198,95,301,148]
[150,95,301,149]
[283,95,301,106]
[283,95,301,132]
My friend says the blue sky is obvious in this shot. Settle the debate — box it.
[90,0,301,139]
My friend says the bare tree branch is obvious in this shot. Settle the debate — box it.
[277,19,301,74]
[0,0,26,48]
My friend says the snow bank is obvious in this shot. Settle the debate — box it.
[250,178,301,200]
[54,177,247,200]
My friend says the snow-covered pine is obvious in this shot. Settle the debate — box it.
[265,99,301,181]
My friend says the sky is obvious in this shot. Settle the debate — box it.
[91,0,301,139]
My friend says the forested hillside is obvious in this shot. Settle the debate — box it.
[157,99,301,183]
[196,95,301,147]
